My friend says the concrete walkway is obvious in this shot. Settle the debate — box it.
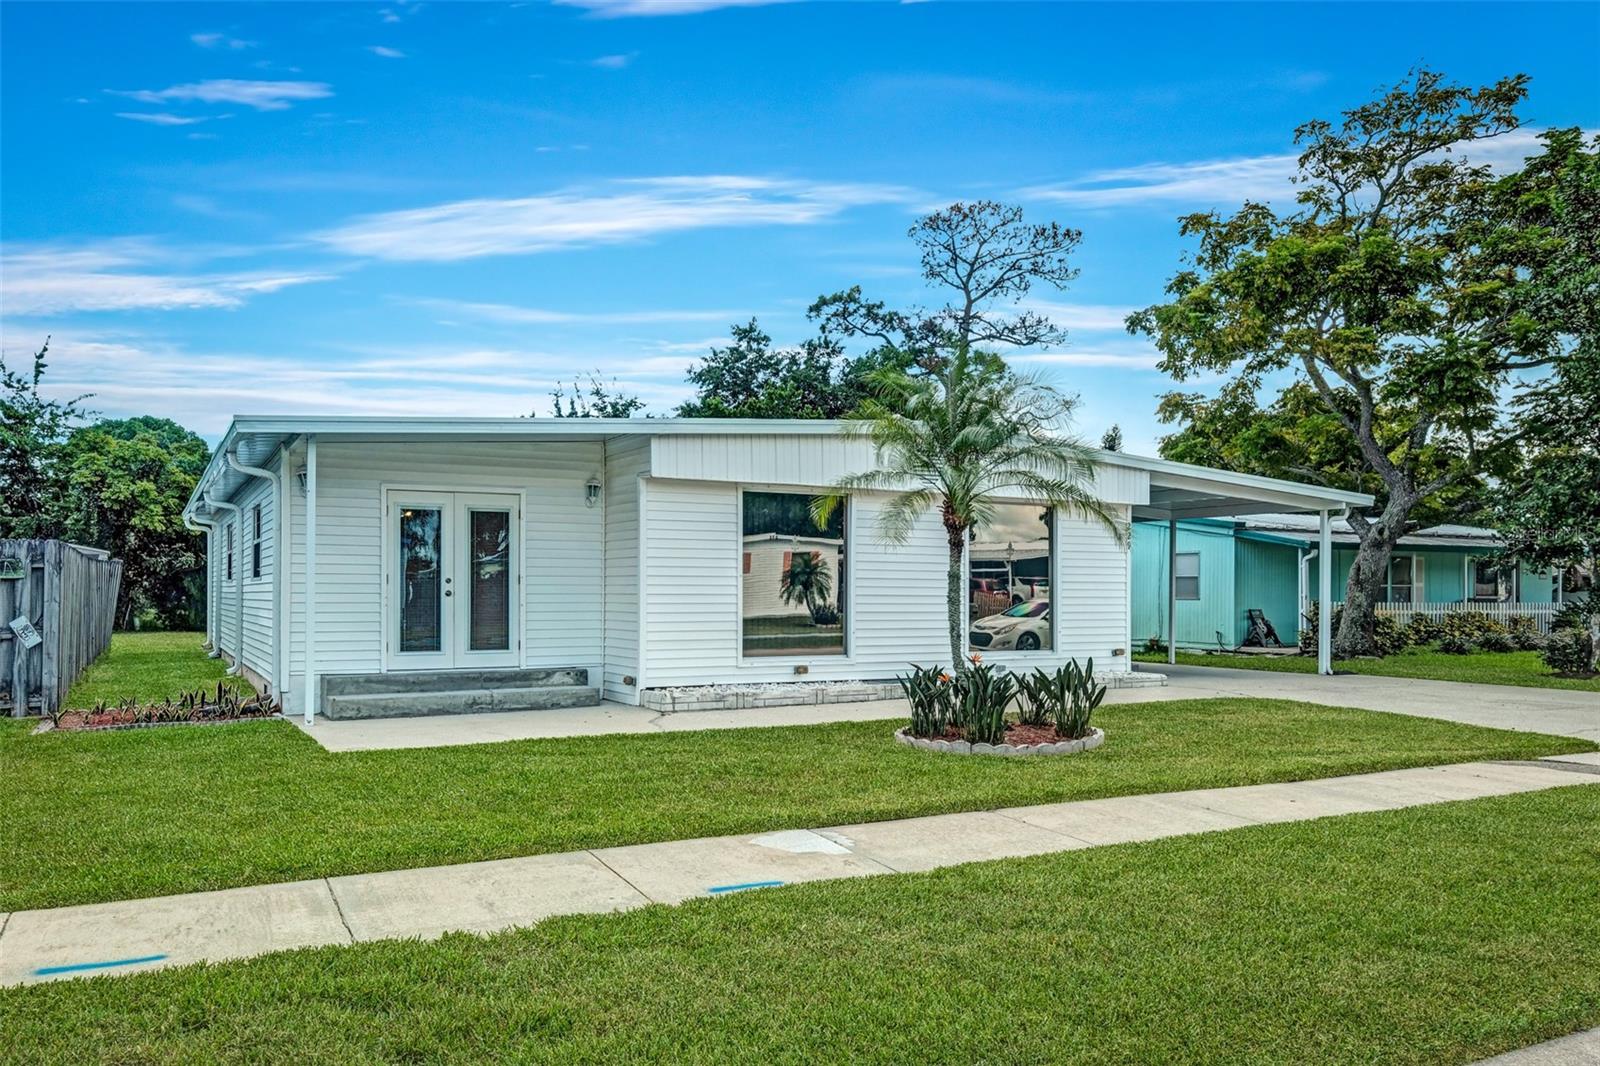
[1474,1027,1600,1064]
[1126,664,1600,742]
[4,754,1594,986]
[291,663,1597,752]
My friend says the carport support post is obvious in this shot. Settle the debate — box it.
[1317,508,1332,675]
[304,435,318,725]
[1166,518,1177,665]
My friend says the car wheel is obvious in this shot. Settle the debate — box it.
[1016,632,1040,651]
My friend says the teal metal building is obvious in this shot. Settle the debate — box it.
[1131,516,1565,651]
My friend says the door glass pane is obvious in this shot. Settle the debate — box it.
[469,509,511,651]
[399,507,442,652]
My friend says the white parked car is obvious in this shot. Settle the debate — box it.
[968,600,1051,651]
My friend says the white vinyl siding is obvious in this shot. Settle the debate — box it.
[282,439,606,711]
[641,478,1131,685]
[237,478,275,683]
[602,437,649,702]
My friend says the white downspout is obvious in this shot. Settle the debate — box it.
[183,510,217,652]
[304,435,318,725]
[226,449,281,699]
[1299,546,1317,634]
[204,491,242,675]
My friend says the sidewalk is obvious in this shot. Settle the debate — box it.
[3,754,1593,986]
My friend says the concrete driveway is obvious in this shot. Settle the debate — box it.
[1116,664,1600,743]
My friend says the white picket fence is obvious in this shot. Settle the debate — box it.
[1369,601,1562,634]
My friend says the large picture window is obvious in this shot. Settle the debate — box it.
[1471,558,1512,602]
[741,491,846,657]
[969,503,1053,652]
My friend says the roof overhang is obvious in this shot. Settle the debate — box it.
[184,415,1375,524]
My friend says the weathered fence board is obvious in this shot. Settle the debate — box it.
[0,540,123,717]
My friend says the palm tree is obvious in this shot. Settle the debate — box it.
[815,349,1121,668]
[779,550,834,622]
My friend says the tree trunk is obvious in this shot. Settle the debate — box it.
[1333,491,1415,658]
[943,506,966,670]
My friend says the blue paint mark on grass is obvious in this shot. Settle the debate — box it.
[34,953,167,976]
[708,880,784,895]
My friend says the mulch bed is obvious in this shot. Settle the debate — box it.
[48,709,278,732]
[928,722,1083,746]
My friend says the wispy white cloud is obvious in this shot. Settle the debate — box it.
[1,327,697,431]
[1022,301,1143,332]
[368,45,407,59]
[1022,128,1592,211]
[556,0,793,16]
[1011,349,1162,370]
[315,175,916,262]
[115,112,209,127]
[109,79,333,112]
[416,298,744,326]
[590,52,635,69]
[190,32,255,50]
[1,242,332,315]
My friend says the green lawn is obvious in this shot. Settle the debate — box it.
[4,785,1596,1064]
[2,693,1590,911]
[64,631,252,708]
[1135,646,1600,690]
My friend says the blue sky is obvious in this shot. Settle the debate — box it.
[3,1,1597,451]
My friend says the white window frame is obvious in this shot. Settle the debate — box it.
[736,484,854,666]
[1174,551,1201,601]
[225,522,234,582]
[249,503,264,582]
[966,502,1057,655]
[1467,555,1514,603]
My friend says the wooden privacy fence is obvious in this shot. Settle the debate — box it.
[0,540,123,718]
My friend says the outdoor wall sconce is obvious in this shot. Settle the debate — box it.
[585,478,602,508]
[294,466,309,495]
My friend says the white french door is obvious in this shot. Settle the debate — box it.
[386,490,521,670]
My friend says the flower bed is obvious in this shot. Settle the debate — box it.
[46,684,278,733]
[895,724,1106,757]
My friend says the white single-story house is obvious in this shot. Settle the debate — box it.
[181,416,1373,721]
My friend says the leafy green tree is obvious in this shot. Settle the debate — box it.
[1130,70,1567,657]
[778,550,833,621]
[1100,425,1123,452]
[58,417,210,628]
[1486,130,1600,666]
[548,373,646,418]
[676,320,907,418]
[0,338,91,537]
[810,200,1081,376]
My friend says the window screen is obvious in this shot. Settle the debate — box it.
[1175,552,1200,600]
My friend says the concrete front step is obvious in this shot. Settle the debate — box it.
[323,685,600,721]
[320,667,588,700]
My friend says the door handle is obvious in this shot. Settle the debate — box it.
[445,590,453,597]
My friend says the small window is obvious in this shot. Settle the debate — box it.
[1471,558,1511,602]
[1387,555,1414,604]
[225,523,234,581]
[251,504,263,579]
[1174,552,1200,600]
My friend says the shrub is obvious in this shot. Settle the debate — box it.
[1299,603,1408,656]
[1542,628,1595,676]
[1014,670,1053,727]
[1504,614,1544,651]
[898,665,954,738]
[1405,612,1441,646]
[1438,633,1476,655]
[809,604,841,626]
[1477,629,1515,653]
[955,659,1015,745]
[1052,658,1105,739]
[1436,611,1507,646]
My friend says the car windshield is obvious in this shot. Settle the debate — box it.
[1003,601,1048,618]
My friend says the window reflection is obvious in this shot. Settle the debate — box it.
[741,491,846,657]
[969,504,1053,652]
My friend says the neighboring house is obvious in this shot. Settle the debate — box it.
[182,417,1370,720]
[1131,515,1569,651]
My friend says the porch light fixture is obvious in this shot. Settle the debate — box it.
[295,466,309,495]
[585,478,602,509]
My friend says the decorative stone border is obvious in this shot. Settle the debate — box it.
[895,726,1106,757]
[643,669,1164,713]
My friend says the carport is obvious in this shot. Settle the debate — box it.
[1121,456,1375,674]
